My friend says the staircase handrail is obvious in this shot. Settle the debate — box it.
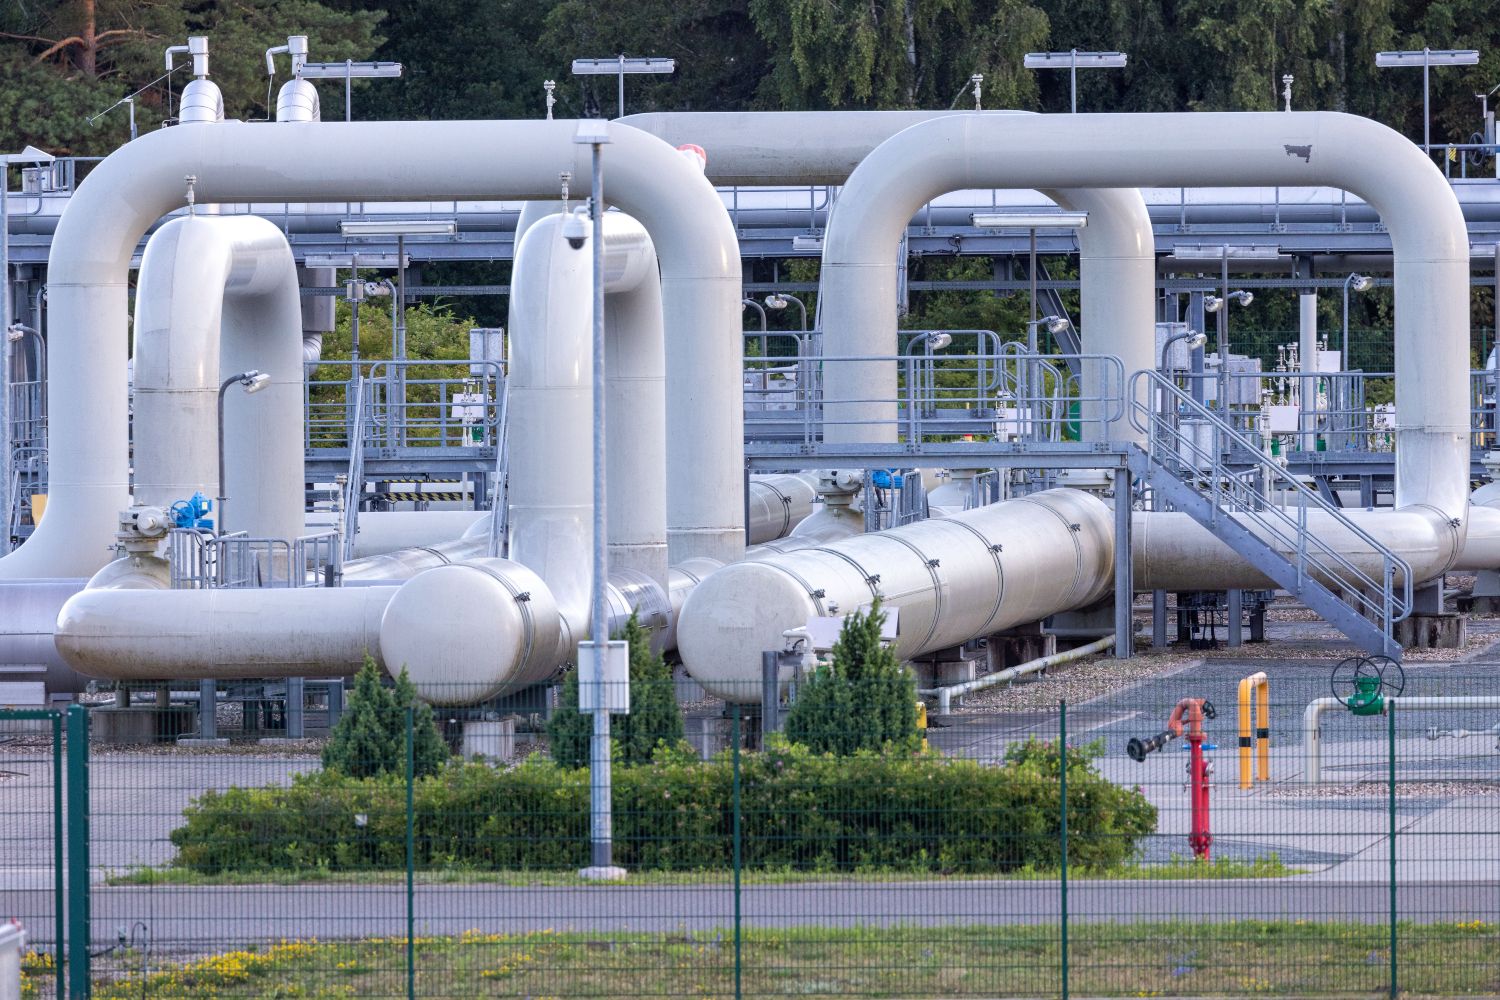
[1129,369,1412,626]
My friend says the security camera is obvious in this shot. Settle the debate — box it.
[562,209,589,250]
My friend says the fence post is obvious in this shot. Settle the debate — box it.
[1387,703,1397,1000]
[65,705,89,999]
[406,705,415,1000]
[51,711,65,1000]
[732,703,743,1000]
[1059,699,1069,1000]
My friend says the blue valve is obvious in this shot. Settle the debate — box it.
[170,492,214,530]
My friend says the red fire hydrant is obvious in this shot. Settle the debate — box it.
[1127,698,1217,860]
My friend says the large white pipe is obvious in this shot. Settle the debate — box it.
[747,473,821,545]
[505,211,667,642]
[6,118,743,580]
[600,216,668,587]
[677,488,1114,702]
[819,113,1470,566]
[55,586,396,680]
[625,111,1155,444]
[306,510,488,559]
[131,216,305,542]
[1133,508,1452,589]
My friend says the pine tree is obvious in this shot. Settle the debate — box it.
[548,612,685,768]
[785,600,918,755]
[322,656,449,779]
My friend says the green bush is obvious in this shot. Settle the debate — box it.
[547,612,685,768]
[169,738,1155,875]
[784,600,919,755]
[321,656,449,780]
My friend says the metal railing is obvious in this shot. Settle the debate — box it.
[341,375,369,563]
[170,528,340,589]
[742,349,1125,447]
[305,359,506,452]
[1131,369,1412,631]
[485,375,512,557]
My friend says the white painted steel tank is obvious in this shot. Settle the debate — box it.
[676,488,1113,701]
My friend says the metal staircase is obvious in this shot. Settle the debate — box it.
[1128,370,1411,659]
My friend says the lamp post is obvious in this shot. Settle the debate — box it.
[1341,273,1374,373]
[1,145,55,555]
[970,211,1089,330]
[571,56,675,119]
[573,118,625,878]
[1160,328,1208,372]
[217,370,271,536]
[742,297,768,358]
[1022,50,1128,113]
[1170,245,1283,413]
[763,292,807,332]
[1375,48,1480,153]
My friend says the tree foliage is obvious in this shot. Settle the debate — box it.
[322,655,449,779]
[548,612,686,769]
[784,600,919,755]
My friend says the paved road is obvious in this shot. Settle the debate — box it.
[5,878,1498,947]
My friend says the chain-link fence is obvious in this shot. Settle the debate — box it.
[4,659,1498,998]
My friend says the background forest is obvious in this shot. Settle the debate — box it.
[4,0,1499,358]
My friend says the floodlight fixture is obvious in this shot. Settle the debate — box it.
[971,211,1089,229]
[1375,48,1481,152]
[241,371,272,394]
[1171,244,1286,262]
[1023,50,1128,112]
[339,219,457,237]
[572,55,675,118]
[297,60,403,79]
[1375,49,1479,68]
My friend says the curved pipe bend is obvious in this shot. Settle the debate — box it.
[6,118,743,580]
[819,111,1469,575]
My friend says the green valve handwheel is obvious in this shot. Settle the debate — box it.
[1331,654,1405,716]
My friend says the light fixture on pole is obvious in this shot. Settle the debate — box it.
[1375,48,1480,153]
[294,59,402,123]
[1024,315,1070,353]
[1022,50,1127,113]
[217,370,271,536]
[338,219,458,373]
[764,292,808,332]
[571,56,675,119]
[1341,273,1375,373]
[573,118,627,880]
[1,145,54,555]
[1172,245,1281,411]
[972,211,1089,331]
[1160,329,1208,371]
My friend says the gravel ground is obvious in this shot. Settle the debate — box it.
[1262,780,1500,799]
[948,647,1201,714]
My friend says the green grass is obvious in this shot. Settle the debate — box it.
[105,854,1303,888]
[60,920,1499,999]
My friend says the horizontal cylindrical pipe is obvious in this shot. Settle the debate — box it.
[919,634,1115,716]
[677,488,1114,702]
[747,473,820,544]
[55,586,397,680]
[1304,695,1500,782]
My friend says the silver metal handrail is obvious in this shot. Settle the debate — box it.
[741,350,1125,447]
[1130,369,1412,631]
